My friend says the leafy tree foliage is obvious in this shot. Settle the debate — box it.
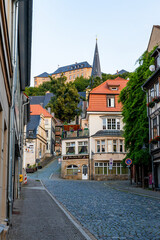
[24,81,51,96]
[47,76,81,122]
[119,50,155,166]
[73,76,90,92]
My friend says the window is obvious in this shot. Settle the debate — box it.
[67,165,78,175]
[107,95,115,107]
[150,87,155,100]
[96,140,105,152]
[46,143,48,150]
[103,118,120,130]
[153,117,157,138]
[66,142,75,155]
[101,140,105,152]
[46,130,48,138]
[113,140,117,152]
[103,118,106,130]
[156,82,159,97]
[69,75,71,80]
[95,162,128,175]
[111,87,118,90]
[73,75,75,79]
[119,140,123,152]
[78,141,88,154]
[28,130,33,137]
[82,73,83,76]
[97,140,100,152]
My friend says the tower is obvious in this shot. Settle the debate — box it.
[91,39,102,79]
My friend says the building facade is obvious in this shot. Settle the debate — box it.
[24,114,47,168]
[61,129,89,180]
[34,72,50,87]
[147,25,160,52]
[30,104,55,157]
[87,77,129,180]
[142,46,160,189]
[0,0,33,233]
[34,61,92,87]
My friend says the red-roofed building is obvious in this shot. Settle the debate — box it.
[30,104,56,157]
[86,77,129,180]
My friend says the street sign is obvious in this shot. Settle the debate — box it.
[125,158,132,166]
[109,158,113,170]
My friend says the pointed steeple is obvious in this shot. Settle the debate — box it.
[91,39,102,79]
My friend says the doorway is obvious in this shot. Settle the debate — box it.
[82,165,88,180]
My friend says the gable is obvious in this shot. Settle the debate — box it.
[147,25,160,52]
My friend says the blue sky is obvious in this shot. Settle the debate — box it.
[31,0,160,86]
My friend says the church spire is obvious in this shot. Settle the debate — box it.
[91,39,102,79]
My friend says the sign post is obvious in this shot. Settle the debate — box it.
[125,158,132,185]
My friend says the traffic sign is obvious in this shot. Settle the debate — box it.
[125,158,132,166]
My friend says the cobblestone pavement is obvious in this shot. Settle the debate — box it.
[42,179,160,240]
[27,158,61,180]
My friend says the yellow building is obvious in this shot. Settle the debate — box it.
[34,61,92,87]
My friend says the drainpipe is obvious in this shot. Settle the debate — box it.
[141,86,155,189]
[8,0,19,225]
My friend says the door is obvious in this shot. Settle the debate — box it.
[82,165,88,180]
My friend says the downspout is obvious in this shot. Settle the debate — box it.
[8,0,19,225]
[141,86,155,189]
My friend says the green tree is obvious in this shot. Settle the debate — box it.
[73,76,90,92]
[24,81,52,96]
[119,50,155,168]
[47,76,81,122]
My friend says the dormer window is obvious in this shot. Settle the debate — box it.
[107,95,115,107]
[28,130,33,137]
[111,87,118,90]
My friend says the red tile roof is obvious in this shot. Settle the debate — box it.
[30,105,53,118]
[87,77,128,112]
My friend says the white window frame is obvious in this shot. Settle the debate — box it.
[66,142,75,155]
[102,118,121,130]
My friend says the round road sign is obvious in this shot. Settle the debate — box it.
[125,158,132,166]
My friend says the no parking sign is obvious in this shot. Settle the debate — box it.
[125,158,132,166]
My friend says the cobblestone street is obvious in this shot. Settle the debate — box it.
[43,178,160,240]
[27,159,160,240]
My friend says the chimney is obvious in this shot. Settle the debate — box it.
[47,107,51,114]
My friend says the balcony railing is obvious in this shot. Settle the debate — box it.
[62,129,89,139]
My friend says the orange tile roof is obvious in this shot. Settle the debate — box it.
[30,105,53,118]
[87,77,128,112]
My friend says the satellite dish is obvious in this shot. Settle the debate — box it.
[149,65,155,72]
[127,78,130,80]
